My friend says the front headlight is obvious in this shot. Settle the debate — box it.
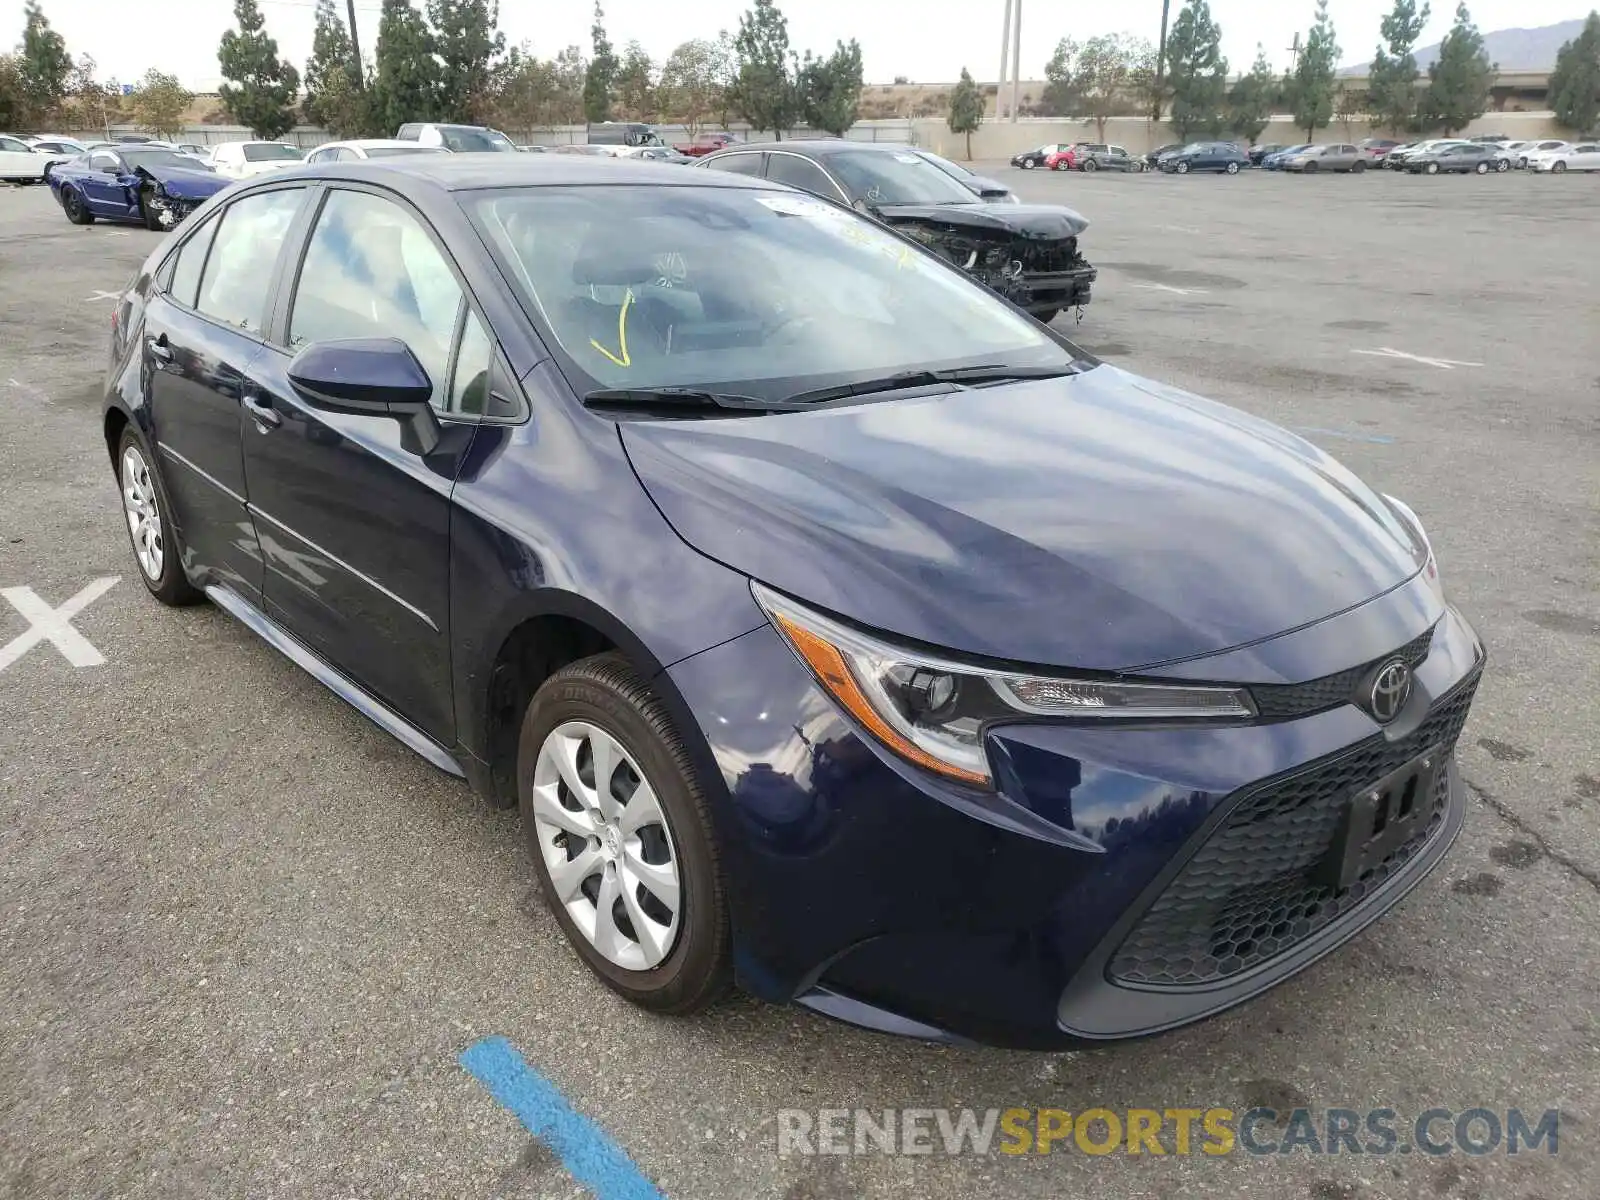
[752,583,1255,787]
[1383,494,1444,601]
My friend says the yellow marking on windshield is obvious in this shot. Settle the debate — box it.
[590,289,634,367]
[895,246,916,270]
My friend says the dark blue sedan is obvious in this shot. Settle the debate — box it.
[46,146,229,230]
[1159,141,1252,174]
[101,156,1482,1046]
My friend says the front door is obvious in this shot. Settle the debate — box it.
[144,187,308,605]
[240,186,487,743]
[82,151,131,214]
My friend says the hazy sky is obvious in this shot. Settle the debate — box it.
[3,0,1587,92]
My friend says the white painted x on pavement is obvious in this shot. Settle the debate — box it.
[0,577,121,672]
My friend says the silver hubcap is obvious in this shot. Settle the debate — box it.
[121,445,163,580]
[531,721,682,971]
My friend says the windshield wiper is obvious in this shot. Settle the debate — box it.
[582,387,806,415]
[782,363,1084,406]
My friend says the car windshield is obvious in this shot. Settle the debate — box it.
[823,149,985,206]
[364,145,448,157]
[468,184,1073,404]
[243,144,302,162]
[439,127,517,152]
[121,150,203,172]
[920,153,973,179]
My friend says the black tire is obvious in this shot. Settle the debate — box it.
[1052,159,1068,171]
[1177,161,1191,174]
[1553,161,1567,174]
[518,652,732,1014]
[140,186,166,231]
[1302,161,1317,174]
[1352,159,1367,173]
[1475,161,1489,175]
[1426,162,1440,175]
[1032,308,1061,325]
[1131,160,1144,172]
[1496,159,1509,172]
[1020,159,1036,170]
[62,186,94,225]
[1081,157,1098,172]
[1225,161,1240,174]
[116,426,203,606]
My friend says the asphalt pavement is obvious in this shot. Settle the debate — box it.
[1,165,1596,1200]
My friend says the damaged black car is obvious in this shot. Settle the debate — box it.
[698,140,1096,323]
[45,147,231,232]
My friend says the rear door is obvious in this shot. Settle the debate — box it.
[1573,144,1600,170]
[0,135,44,179]
[143,185,310,606]
[238,184,501,741]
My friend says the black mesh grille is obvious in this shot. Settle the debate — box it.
[1019,237,1084,274]
[1108,671,1478,988]
[1250,625,1435,720]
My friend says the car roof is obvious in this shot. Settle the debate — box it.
[719,139,893,157]
[319,139,434,150]
[258,155,785,192]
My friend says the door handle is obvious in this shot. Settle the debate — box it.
[146,334,172,364]
[243,393,282,429]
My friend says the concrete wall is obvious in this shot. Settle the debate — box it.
[913,112,1567,161]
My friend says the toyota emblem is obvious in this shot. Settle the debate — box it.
[1368,659,1412,723]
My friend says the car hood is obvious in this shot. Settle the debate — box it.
[135,164,227,196]
[619,365,1422,670]
[873,202,1088,239]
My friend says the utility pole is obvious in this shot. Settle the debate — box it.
[998,0,1013,119]
[1153,0,1172,121]
[1286,33,1302,71]
[1009,0,1022,123]
[347,0,364,87]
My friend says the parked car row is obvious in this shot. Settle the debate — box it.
[1010,142,1146,172]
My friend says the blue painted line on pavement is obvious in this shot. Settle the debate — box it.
[1294,426,1397,445]
[459,1036,665,1200]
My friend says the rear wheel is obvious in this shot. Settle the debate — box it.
[1081,157,1098,172]
[518,653,731,1014]
[62,186,94,225]
[1495,159,1510,172]
[118,428,202,606]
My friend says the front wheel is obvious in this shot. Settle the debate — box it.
[1352,159,1367,174]
[1475,161,1489,175]
[1032,308,1061,325]
[518,653,731,1014]
[1131,160,1145,173]
[1496,159,1510,172]
[1426,162,1440,175]
[118,429,202,605]
[1020,159,1036,170]
[1177,161,1191,174]
[1225,161,1240,174]
[1552,161,1568,173]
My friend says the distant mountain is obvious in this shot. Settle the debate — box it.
[1341,18,1586,74]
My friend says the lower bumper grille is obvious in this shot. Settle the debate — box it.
[1109,672,1479,989]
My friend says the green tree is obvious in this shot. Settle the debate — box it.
[429,0,505,123]
[797,38,862,135]
[1041,38,1081,117]
[18,0,73,128]
[614,41,656,120]
[0,56,24,130]
[947,66,984,158]
[659,39,722,135]
[1165,0,1228,138]
[1367,0,1430,134]
[131,69,191,138]
[1548,11,1600,134]
[217,0,300,139]
[371,0,440,134]
[303,0,360,128]
[732,0,797,137]
[711,30,739,130]
[1289,0,1340,141]
[1419,3,1495,134]
[1335,85,1366,137]
[583,2,617,123]
[1227,44,1277,142]
[1076,33,1146,140]
[59,54,119,136]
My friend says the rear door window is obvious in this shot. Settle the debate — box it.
[705,152,763,176]
[195,189,306,335]
[168,215,221,310]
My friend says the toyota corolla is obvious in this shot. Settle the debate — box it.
[102,156,1482,1047]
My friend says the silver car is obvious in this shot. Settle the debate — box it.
[1516,140,1569,169]
[1283,143,1366,173]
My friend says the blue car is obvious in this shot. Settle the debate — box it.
[46,145,229,231]
[101,157,1483,1047]
[1263,144,1313,170]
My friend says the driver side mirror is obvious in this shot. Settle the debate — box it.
[287,337,443,455]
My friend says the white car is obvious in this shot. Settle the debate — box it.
[0,133,49,182]
[25,135,90,164]
[303,138,452,163]
[1528,142,1600,173]
[1515,140,1569,169]
[208,140,305,179]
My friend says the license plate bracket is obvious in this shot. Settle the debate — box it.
[1319,748,1443,892]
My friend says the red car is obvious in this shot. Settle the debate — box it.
[1045,146,1079,171]
[673,132,737,157]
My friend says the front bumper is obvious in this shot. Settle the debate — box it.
[668,594,1483,1048]
[143,190,204,229]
